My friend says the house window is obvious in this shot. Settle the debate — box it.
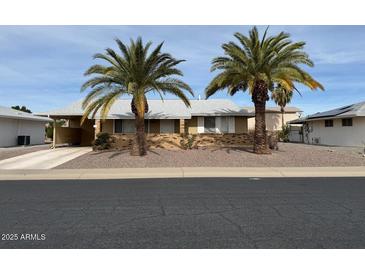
[324,119,333,127]
[342,118,353,127]
[220,117,229,133]
[114,119,123,133]
[160,120,175,133]
[123,120,136,133]
[204,117,216,133]
[114,119,136,133]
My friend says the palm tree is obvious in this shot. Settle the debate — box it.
[205,26,323,154]
[271,84,293,128]
[81,37,194,156]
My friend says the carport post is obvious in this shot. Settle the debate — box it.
[52,119,57,149]
[94,119,101,139]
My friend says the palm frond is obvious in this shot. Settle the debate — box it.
[205,26,323,99]
[81,37,193,120]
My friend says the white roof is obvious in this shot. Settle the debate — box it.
[0,106,52,122]
[39,99,253,119]
[190,99,252,116]
[290,101,365,123]
[305,101,365,120]
[243,106,302,113]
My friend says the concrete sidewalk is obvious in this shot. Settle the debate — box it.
[0,147,92,170]
[0,166,364,180]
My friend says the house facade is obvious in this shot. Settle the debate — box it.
[0,106,52,147]
[246,106,302,131]
[289,101,365,147]
[39,99,254,147]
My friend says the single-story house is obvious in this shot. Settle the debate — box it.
[246,106,302,131]
[0,106,52,147]
[288,101,365,147]
[38,99,254,147]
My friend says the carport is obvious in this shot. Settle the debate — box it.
[50,116,95,147]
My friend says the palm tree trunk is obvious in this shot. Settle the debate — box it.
[132,115,147,156]
[281,107,285,128]
[130,97,148,156]
[252,80,270,154]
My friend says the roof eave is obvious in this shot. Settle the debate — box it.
[0,114,52,122]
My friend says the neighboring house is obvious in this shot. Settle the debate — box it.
[38,99,254,146]
[0,106,52,147]
[245,106,302,131]
[289,101,365,147]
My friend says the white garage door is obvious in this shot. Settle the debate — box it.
[0,117,46,147]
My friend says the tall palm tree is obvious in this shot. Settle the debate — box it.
[81,37,193,156]
[205,26,323,154]
[271,84,293,128]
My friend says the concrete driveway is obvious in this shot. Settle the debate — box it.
[0,147,91,170]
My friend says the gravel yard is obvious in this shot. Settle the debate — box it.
[56,143,365,168]
[0,144,50,161]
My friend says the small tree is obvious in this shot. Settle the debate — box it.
[81,37,193,156]
[205,27,323,154]
[278,124,290,142]
[271,84,293,127]
[12,105,32,113]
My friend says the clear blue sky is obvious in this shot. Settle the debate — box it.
[0,25,364,115]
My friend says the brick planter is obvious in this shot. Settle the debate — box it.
[111,133,254,150]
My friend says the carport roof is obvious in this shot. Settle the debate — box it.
[305,101,365,120]
[289,100,365,123]
[0,106,52,122]
[39,99,254,119]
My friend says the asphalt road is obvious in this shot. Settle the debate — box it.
[1,177,365,248]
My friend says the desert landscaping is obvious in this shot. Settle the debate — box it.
[56,143,365,169]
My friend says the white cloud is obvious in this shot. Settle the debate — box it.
[313,50,365,64]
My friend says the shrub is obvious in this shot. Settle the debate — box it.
[93,132,115,150]
[180,134,197,150]
[45,126,53,139]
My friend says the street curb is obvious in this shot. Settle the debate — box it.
[0,166,364,180]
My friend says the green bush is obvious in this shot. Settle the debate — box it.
[278,124,290,142]
[45,126,53,139]
[93,132,115,150]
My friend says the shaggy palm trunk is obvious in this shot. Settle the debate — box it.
[130,97,148,156]
[252,80,270,154]
[281,107,285,128]
[131,115,147,156]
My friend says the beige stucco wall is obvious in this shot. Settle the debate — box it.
[101,120,113,134]
[185,116,198,134]
[69,118,81,128]
[305,117,365,147]
[80,119,94,145]
[55,127,81,145]
[248,112,300,131]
